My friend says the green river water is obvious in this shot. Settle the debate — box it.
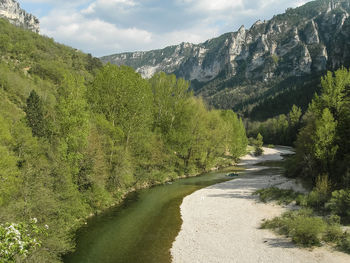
[63,168,245,263]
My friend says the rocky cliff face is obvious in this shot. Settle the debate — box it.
[0,0,39,33]
[101,0,350,118]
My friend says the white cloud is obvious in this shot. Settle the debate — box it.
[40,9,152,56]
[21,0,91,7]
[31,0,314,56]
[178,0,244,12]
[81,0,136,15]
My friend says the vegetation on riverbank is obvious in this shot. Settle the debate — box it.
[0,19,248,262]
[256,187,350,253]
[254,187,301,205]
[261,208,350,252]
[256,67,350,253]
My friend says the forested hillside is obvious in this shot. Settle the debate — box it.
[0,18,247,262]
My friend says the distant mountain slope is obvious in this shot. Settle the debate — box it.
[101,0,350,120]
[0,0,39,33]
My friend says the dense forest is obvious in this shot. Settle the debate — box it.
[0,18,248,262]
[247,104,303,146]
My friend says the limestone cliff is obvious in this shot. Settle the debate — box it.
[101,0,350,118]
[0,0,39,33]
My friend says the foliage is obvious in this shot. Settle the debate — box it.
[327,189,350,223]
[338,232,350,253]
[289,68,350,188]
[252,133,264,156]
[324,224,343,243]
[24,90,47,137]
[261,209,328,247]
[290,216,326,246]
[302,175,332,210]
[0,219,46,262]
[247,105,302,146]
[254,187,302,204]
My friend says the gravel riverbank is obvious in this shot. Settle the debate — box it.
[171,147,350,263]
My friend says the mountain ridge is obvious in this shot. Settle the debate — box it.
[101,0,350,120]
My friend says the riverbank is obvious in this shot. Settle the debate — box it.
[171,147,350,263]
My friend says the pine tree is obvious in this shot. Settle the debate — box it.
[25,90,46,137]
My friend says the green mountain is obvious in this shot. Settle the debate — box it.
[101,0,350,120]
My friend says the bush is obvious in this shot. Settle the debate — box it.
[304,175,331,210]
[327,189,350,223]
[290,216,326,246]
[296,194,308,206]
[261,209,327,247]
[306,190,329,210]
[324,224,343,243]
[254,146,264,156]
[338,232,350,253]
[254,187,301,204]
[251,133,264,156]
[325,214,341,225]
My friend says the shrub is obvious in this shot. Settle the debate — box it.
[290,216,326,246]
[338,232,350,253]
[306,190,329,210]
[261,216,284,231]
[305,175,331,210]
[252,133,264,156]
[261,209,327,247]
[296,194,308,206]
[254,187,301,204]
[323,224,343,243]
[325,214,341,225]
[327,189,350,223]
[254,146,264,156]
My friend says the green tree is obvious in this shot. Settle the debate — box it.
[291,68,350,187]
[313,108,338,171]
[89,64,152,148]
[220,110,248,160]
[149,72,190,134]
[289,105,302,126]
[55,74,89,177]
[25,90,47,137]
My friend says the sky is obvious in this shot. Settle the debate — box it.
[19,0,311,57]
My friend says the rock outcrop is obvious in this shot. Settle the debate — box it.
[101,0,350,117]
[0,0,39,33]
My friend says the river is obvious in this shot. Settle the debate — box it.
[63,168,243,263]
